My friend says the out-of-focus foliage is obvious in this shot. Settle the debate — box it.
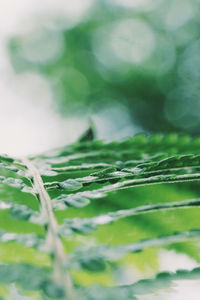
[8,0,200,135]
[0,133,200,299]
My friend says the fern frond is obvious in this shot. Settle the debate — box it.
[0,134,200,299]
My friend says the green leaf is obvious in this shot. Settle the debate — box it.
[0,134,200,299]
[68,230,200,272]
[0,264,64,298]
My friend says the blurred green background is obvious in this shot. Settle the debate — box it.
[8,0,200,138]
